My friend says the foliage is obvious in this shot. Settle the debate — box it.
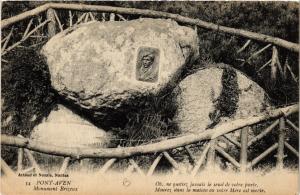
[110,95,178,147]
[1,47,56,136]
[207,66,239,129]
[1,47,56,164]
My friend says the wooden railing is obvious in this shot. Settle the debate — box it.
[1,3,299,52]
[1,104,298,176]
[1,3,299,82]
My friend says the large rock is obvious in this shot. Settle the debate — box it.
[41,19,199,127]
[30,104,113,148]
[172,64,271,133]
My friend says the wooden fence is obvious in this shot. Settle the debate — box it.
[1,104,298,176]
[1,3,299,177]
[1,3,299,82]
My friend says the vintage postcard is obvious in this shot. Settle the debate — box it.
[1,1,299,195]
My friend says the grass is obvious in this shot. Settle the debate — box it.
[110,95,179,147]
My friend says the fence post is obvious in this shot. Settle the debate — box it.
[207,139,216,169]
[109,13,115,21]
[240,127,249,172]
[47,8,56,38]
[17,148,24,172]
[276,117,286,169]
